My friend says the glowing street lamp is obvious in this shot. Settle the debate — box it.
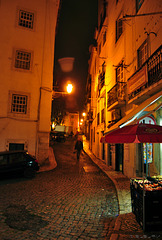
[66,83,73,94]
[52,83,73,98]
[82,112,86,117]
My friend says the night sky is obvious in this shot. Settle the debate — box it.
[54,0,98,112]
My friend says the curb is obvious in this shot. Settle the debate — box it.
[38,147,57,173]
[83,142,132,215]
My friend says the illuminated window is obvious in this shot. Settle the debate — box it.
[137,40,148,68]
[18,10,34,29]
[136,0,144,13]
[14,50,31,70]
[11,94,28,114]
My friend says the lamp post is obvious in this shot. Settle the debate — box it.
[51,83,73,130]
[52,83,73,99]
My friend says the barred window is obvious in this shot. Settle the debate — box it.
[18,10,34,29]
[11,94,28,114]
[15,50,31,70]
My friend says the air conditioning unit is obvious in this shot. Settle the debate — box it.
[111,109,121,121]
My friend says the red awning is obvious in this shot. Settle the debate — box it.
[100,123,162,143]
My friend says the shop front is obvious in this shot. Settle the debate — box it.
[100,97,162,231]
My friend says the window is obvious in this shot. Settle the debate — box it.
[97,112,100,125]
[18,10,34,29]
[98,43,101,55]
[94,127,95,142]
[101,109,105,123]
[9,143,24,151]
[137,40,148,68]
[8,91,30,118]
[0,155,8,165]
[116,64,124,82]
[103,31,106,45]
[11,94,28,114]
[14,50,31,70]
[136,0,144,13]
[116,18,123,42]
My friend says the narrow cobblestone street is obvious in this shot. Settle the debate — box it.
[0,138,119,239]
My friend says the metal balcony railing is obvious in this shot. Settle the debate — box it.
[128,45,162,101]
[107,82,126,108]
[148,45,162,85]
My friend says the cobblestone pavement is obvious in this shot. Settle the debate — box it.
[83,137,162,240]
[0,138,162,240]
[0,139,119,240]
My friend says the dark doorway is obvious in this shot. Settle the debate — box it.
[102,143,105,161]
[115,144,123,172]
[9,143,24,151]
[137,143,143,177]
[108,144,112,166]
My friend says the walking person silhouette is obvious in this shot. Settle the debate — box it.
[74,137,83,160]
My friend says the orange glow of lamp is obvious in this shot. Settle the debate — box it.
[66,83,73,94]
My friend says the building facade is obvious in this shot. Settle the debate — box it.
[0,0,60,164]
[86,0,162,178]
[63,112,79,136]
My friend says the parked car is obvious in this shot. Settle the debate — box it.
[50,131,66,142]
[0,150,39,178]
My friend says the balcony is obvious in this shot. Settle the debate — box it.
[107,82,126,110]
[128,45,162,104]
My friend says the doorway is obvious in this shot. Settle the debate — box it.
[102,143,105,161]
[115,144,123,172]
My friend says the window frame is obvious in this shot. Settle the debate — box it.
[97,112,100,126]
[101,108,105,123]
[98,43,101,55]
[103,30,106,46]
[11,94,28,114]
[8,91,30,118]
[137,40,148,69]
[116,63,124,83]
[13,48,33,72]
[16,7,36,31]
[116,16,123,42]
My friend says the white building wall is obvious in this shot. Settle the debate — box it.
[0,0,59,164]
